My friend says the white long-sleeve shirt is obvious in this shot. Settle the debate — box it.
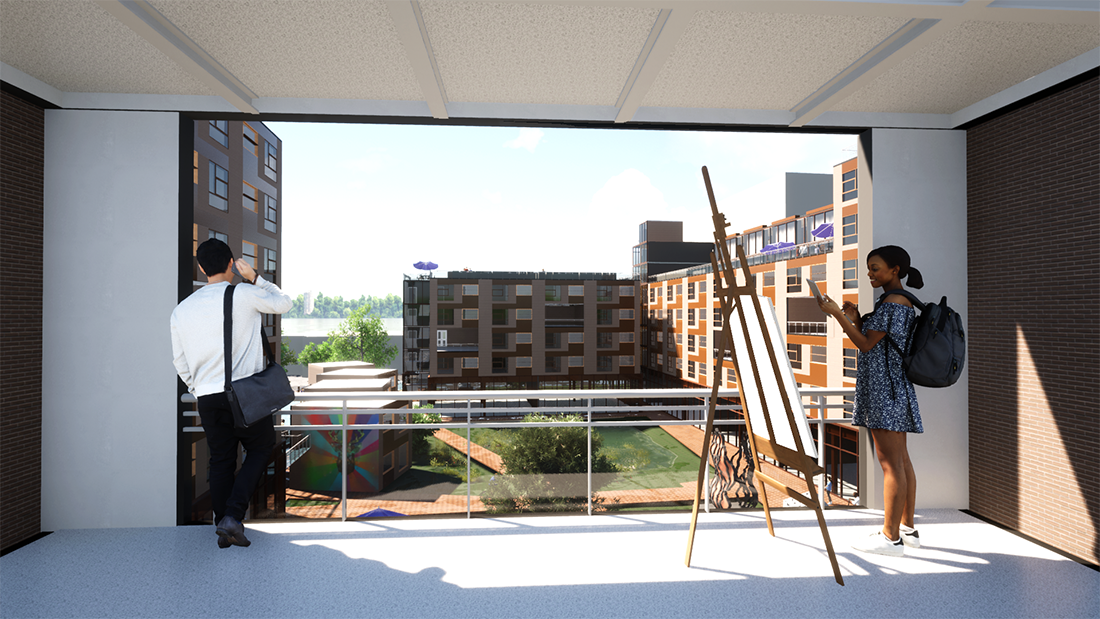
[171,276,294,397]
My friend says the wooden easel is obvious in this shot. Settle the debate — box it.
[684,166,844,586]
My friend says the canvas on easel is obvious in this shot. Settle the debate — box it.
[684,166,844,586]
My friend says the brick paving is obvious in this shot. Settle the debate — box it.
[432,429,505,472]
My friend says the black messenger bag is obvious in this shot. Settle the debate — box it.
[223,285,295,428]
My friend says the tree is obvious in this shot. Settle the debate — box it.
[410,405,441,456]
[279,330,298,367]
[297,305,397,367]
[481,413,619,513]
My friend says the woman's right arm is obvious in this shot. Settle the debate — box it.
[818,297,883,352]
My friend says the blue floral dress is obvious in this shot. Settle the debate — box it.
[853,300,923,433]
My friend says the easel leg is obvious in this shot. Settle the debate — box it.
[685,409,716,567]
[806,482,845,586]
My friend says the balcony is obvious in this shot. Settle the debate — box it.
[1,509,1094,618]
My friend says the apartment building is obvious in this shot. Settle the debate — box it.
[641,158,862,494]
[403,272,642,391]
[632,220,714,281]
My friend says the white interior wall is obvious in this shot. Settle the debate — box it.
[42,110,180,529]
[859,128,969,510]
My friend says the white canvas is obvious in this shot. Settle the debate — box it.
[729,295,817,459]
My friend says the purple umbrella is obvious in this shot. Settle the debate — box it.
[413,261,438,271]
[357,508,405,518]
[811,223,833,238]
[761,241,795,254]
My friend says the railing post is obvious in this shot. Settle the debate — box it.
[341,401,348,522]
[587,398,593,516]
[467,398,472,519]
[815,395,826,469]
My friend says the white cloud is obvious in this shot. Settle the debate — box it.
[342,148,389,174]
[484,191,502,204]
[503,128,545,152]
[590,168,669,217]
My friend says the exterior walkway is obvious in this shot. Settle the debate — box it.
[2,509,1095,618]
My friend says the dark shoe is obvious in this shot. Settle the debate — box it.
[216,515,251,548]
[217,535,232,549]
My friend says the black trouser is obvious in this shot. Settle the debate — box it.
[197,391,276,523]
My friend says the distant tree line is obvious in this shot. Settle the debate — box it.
[283,292,402,319]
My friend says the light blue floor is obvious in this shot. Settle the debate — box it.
[1,509,1096,619]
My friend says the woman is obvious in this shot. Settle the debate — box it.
[818,245,923,557]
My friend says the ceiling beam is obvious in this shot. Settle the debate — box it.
[614,8,695,123]
[789,0,996,127]
[387,1,449,120]
[95,0,258,114]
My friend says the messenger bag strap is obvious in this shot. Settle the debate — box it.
[223,284,235,395]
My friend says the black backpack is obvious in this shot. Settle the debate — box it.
[878,289,965,388]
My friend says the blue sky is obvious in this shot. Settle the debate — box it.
[269,121,855,300]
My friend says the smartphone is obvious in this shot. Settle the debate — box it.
[807,279,824,303]
[231,261,240,277]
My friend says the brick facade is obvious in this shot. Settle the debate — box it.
[967,75,1099,565]
[0,89,45,551]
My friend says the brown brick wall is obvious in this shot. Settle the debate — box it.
[967,75,1099,565]
[0,89,45,551]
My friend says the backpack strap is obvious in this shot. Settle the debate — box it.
[879,288,925,312]
[223,285,235,396]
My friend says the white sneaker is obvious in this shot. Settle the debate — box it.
[852,531,904,557]
[900,526,921,548]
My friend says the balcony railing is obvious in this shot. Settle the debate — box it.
[182,387,857,521]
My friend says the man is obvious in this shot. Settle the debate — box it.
[171,239,293,549]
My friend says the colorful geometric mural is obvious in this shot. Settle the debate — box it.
[288,414,380,493]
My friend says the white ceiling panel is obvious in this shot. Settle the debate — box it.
[0,0,213,95]
[151,0,424,101]
[831,19,1100,114]
[419,1,658,106]
[642,10,909,111]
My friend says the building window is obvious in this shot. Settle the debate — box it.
[568,332,583,344]
[462,284,478,296]
[677,285,683,295]
[842,169,858,201]
[597,309,612,325]
[264,248,277,273]
[810,263,826,282]
[688,335,696,353]
[843,214,857,246]
[597,356,612,372]
[516,357,532,368]
[516,308,532,320]
[788,343,802,369]
[620,355,634,367]
[492,309,507,325]
[383,452,394,475]
[649,288,655,303]
[545,285,561,301]
[698,362,706,376]
[492,357,508,374]
[242,123,258,155]
[462,309,478,320]
[438,285,453,301]
[687,282,695,300]
[844,348,858,378]
[713,308,722,328]
[209,120,228,147]
[620,332,634,343]
[620,286,634,296]
[688,361,696,379]
[492,284,508,301]
[545,356,561,373]
[568,285,584,297]
[764,271,775,287]
[208,229,228,244]
[787,267,801,293]
[811,345,827,364]
[462,357,478,369]
[492,333,507,349]
[620,309,634,320]
[568,356,583,367]
[516,285,532,296]
[242,182,258,212]
[398,444,408,470]
[264,141,278,180]
[263,195,277,233]
[546,332,561,349]
[843,260,858,289]
[688,309,695,327]
[438,357,454,374]
[208,161,228,210]
[666,285,673,301]
[597,285,612,301]
[700,281,707,294]
[516,333,532,344]
[597,332,614,349]
[241,241,257,269]
[700,335,706,349]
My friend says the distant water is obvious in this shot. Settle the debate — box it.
[282,317,404,337]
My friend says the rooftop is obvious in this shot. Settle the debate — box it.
[1,509,1095,618]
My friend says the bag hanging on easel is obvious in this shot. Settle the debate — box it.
[223,285,295,428]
